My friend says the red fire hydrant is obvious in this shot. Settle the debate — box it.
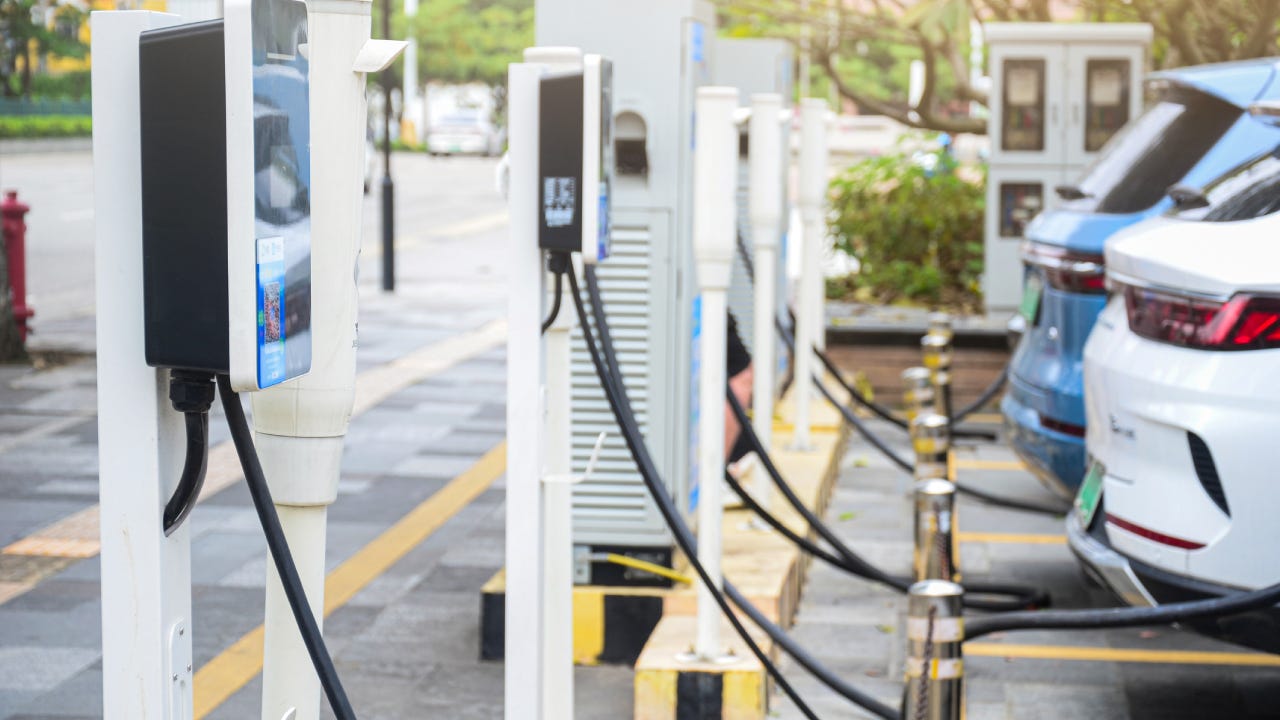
[1,190,34,342]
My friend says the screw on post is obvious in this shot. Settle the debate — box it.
[903,580,965,720]
[901,367,935,423]
[913,478,959,583]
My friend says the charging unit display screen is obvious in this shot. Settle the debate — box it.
[249,0,311,387]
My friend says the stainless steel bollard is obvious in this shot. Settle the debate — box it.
[902,367,935,422]
[927,312,954,340]
[913,478,959,583]
[903,580,965,720]
[921,333,955,423]
[911,412,950,481]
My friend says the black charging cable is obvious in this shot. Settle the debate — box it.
[573,265,900,720]
[163,370,216,536]
[216,375,357,720]
[541,251,571,334]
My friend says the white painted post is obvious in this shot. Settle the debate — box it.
[252,9,403,720]
[541,279,575,719]
[402,0,420,143]
[92,11,191,720]
[692,86,740,661]
[748,93,784,511]
[505,57,547,720]
[801,99,829,353]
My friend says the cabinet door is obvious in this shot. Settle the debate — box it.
[989,44,1066,166]
[983,166,1068,311]
[1065,44,1145,167]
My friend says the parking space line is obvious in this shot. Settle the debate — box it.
[193,441,507,718]
[0,320,507,581]
[956,532,1066,545]
[963,412,1003,425]
[965,642,1280,667]
[954,458,1027,471]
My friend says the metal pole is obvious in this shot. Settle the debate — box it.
[791,98,826,451]
[902,367,935,423]
[380,0,395,292]
[903,580,965,720]
[92,13,191,719]
[505,59,547,718]
[690,86,740,662]
[921,333,954,424]
[748,93,784,511]
[911,412,950,482]
[913,478,958,583]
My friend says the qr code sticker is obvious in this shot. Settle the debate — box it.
[544,177,576,228]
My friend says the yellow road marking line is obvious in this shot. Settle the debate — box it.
[362,212,509,258]
[957,532,1066,545]
[772,422,841,434]
[193,441,507,718]
[964,412,1003,425]
[954,458,1027,471]
[1,319,507,565]
[965,642,1280,667]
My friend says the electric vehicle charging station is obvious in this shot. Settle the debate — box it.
[506,44,614,720]
[536,0,716,581]
[93,1,402,717]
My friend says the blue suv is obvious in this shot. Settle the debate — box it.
[1004,58,1280,498]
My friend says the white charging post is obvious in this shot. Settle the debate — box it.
[791,98,828,449]
[748,93,784,509]
[250,6,403,719]
[690,85,740,662]
[92,12,191,719]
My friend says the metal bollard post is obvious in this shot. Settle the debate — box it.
[921,332,955,426]
[911,412,950,481]
[913,479,958,583]
[903,580,965,720]
[901,367,935,422]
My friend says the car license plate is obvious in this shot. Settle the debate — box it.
[1075,462,1104,528]
[1019,272,1043,323]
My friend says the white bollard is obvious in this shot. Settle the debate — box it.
[251,10,403,719]
[691,86,741,662]
[800,98,829,354]
[748,93,785,511]
[92,12,192,719]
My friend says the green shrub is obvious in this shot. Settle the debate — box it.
[828,149,985,311]
[0,115,92,139]
[30,71,92,100]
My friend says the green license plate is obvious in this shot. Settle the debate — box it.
[1075,462,1104,528]
[1019,272,1043,323]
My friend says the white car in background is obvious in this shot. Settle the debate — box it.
[1070,138,1280,653]
[426,109,505,156]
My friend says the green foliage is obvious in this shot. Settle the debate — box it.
[30,70,91,100]
[828,148,985,310]
[0,115,92,138]
[375,0,532,89]
[1,0,88,97]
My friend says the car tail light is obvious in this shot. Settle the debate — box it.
[1021,242,1106,294]
[1119,282,1280,350]
[1039,414,1085,438]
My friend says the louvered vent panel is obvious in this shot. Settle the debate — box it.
[570,224,665,544]
[727,163,756,346]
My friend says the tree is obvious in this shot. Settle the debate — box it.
[0,0,88,98]
[717,0,1280,135]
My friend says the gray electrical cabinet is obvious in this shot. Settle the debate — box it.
[536,0,715,579]
[713,38,793,375]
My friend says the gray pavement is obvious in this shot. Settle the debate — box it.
[0,151,633,719]
[772,418,1280,719]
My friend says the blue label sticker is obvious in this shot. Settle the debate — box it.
[688,293,702,513]
[257,236,287,388]
[598,182,610,261]
[691,22,705,63]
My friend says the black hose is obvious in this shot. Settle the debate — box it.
[163,371,216,536]
[726,391,1049,612]
[217,375,357,720]
[965,579,1280,642]
[566,268,826,720]
[954,367,1008,422]
[812,375,915,473]
[541,270,563,334]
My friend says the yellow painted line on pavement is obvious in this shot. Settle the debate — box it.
[0,319,507,580]
[362,211,509,258]
[194,441,507,718]
[772,421,841,434]
[964,412,1003,425]
[954,458,1027,471]
[957,532,1066,545]
[965,642,1280,667]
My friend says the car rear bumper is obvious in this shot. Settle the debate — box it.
[1067,507,1155,607]
[1003,391,1085,499]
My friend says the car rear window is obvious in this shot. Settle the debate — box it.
[1169,148,1280,222]
[1073,85,1241,214]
